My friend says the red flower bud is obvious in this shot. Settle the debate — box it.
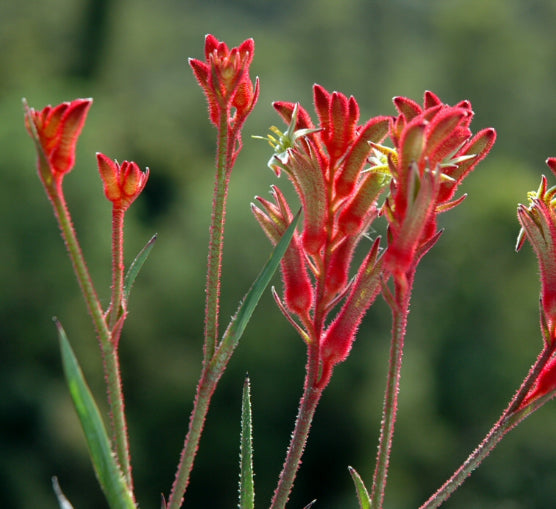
[190,34,259,128]
[97,153,149,211]
[25,98,92,185]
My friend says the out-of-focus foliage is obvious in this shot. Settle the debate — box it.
[2,0,556,508]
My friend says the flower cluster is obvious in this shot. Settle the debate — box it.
[254,87,496,381]
[383,92,496,282]
[190,34,259,132]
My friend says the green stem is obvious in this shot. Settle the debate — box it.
[370,272,413,509]
[203,114,230,362]
[107,206,133,488]
[48,184,134,495]
[109,207,125,332]
[269,345,326,509]
[49,184,107,342]
[166,360,223,509]
[167,114,237,509]
[419,344,556,508]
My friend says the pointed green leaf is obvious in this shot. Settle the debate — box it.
[348,466,371,509]
[56,320,136,509]
[214,210,301,366]
[303,500,317,508]
[123,234,157,302]
[239,375,255,509]
[52,477,75,509]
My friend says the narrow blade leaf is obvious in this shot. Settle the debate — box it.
[52,477,75,509]
[348,466,371,509]
[215,210,300,364]
[239,375,255,509]
[56,320,136,509]
[123,233,157,302]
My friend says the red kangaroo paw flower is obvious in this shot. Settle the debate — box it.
[25,98,92,186]
[97,153,149,211]
[384,92,495,278]
[517,168,556,342]
[189,34,258,128]
[252,186,313,318]
[520,355,556,409]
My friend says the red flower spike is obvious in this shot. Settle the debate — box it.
[384,93,495,278]
[257,85,391,364]
[97,153,149,211]
[517,183,556,342]
[189,34,258,128]
[25,98,92,185]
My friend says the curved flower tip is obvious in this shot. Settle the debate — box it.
[97,153,149,211]
[547,157,556,178]
[24,98,92,185]
[190,34,258,127]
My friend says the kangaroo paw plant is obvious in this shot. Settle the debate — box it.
[22,34,556,509]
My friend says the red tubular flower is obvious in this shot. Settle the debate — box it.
[520,355,556,409]
[383,91,496,279]
[189,34,259,129]
[97,153,149,211]
[517,160,556,343]
[24,98,92,187]
[254,84,390,373]
[252,186,313,321]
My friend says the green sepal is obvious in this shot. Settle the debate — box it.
[213,210,301,367]
[239,375,255,509]
[123,233,157,302]
[56,320,136,509]
[348,466,371,509]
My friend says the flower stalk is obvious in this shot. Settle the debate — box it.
[370,271,414,509]
[167,34,259,509]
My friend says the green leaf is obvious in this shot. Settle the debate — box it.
[56,320,136,509]
[52,477,74,509]
[348,466,371,509]
[214,210,300,366]
[123,233,157,302]
[239,375,255,509]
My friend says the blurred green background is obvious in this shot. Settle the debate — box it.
[2,0,556,507]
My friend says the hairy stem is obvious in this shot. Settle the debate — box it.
[49,185,134,494]
[269,345,327,509]
[168,114,238,509]
[166,356,226,509]
[203,114,230,362]
[370,272,413,509]
[420,344,556,508]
